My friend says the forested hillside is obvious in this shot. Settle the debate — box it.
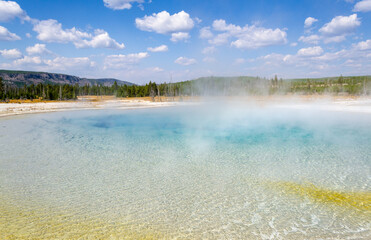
[0,72,370,101]
[0,70,133,87]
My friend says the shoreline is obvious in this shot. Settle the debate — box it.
[1,95,371,117]
[0,96,183,118]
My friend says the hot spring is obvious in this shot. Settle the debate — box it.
[0,102,370,239]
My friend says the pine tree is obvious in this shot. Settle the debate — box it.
[0,77,4,99]
[42,86,46,99]
[59,85,62,100]
[274,75,278,88]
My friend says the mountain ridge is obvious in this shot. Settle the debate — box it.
[0,70,135,87]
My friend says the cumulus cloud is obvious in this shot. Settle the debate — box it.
[26,43,52,55]
[13,56,42,66]
[0,25,20,40]
[174,57,197,66]
[298,34,321,44]
[202,46,216,54]
[74,29,125,49]
[318,14,361,43]
[33,19,91,42]
[44,57,95,71]
[323,35,347,43]
[212,19,241,32]
[206,19,287,49]
[299,14,361,44]
[355,39,371,50]
[0,48,22,59]
[247,38,371,77]
[103,0,145,10]
[319,14,360,36]
[33,19,124,49]
[199,27,213,39]
[208,32,230,45]
[9,55,96,73]
[104,52,149,69]
[231,26,287,49]
[136,11,194,41]
[147,44,168,52]
[304,17,318,28]
[297,46,324,57]
[0,0,30,22]
[170,32,190,42]
[353,0,371,12]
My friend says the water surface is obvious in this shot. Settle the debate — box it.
[0,104,370,239]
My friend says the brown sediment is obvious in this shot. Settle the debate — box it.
[0,200,165,239]
[267,181,371,213]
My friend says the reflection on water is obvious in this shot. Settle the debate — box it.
[0,105,370,239]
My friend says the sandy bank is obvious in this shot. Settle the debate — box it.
[1,95,370,117]
[0,96,181,117]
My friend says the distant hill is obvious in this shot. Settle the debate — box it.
[0,70,135,87]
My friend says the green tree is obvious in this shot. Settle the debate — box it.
[0,77,3,94]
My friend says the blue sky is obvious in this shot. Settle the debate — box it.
[0,0,370,84]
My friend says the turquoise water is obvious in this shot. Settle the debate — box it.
[0,104,370,239]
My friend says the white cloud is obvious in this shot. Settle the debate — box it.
[353,0,371,12]
[355,39,371,50]
[147,44,168,52]
[25,33,31,38]
[243,41,371,78]
[33,19,124,49]
[212,19,241,33]
[202,46,216,54]
[7,55,96,74]
[231,26,287,49]
[298,34,321,44]
[174,57,197,66]
[323,35,346,43]
[13,56,42,66]
[199,27,213,39]
[74,29,125,49]
[170,32,190,42]
[304,17,318,28]
[33,19,91,43]
[0,0,29,22]
[103,0,145,10]
[135,11,194,34]
[208,32,230,45]
[318,14,361,44]
[104,52,149,69]
[300,14,361,45]
[207,19,287,49]
[0,25,20,40]
[297,46,324,57]
[290,42,298,47]
[319,14,360,36]
[314,50,347,61]
[0,48,22,59]
[44,57,95,71]
[26,44,52,55]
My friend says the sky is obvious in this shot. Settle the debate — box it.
[0,0,370,84]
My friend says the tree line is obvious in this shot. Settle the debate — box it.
[0,75,370,101]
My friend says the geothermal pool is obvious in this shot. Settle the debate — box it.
[0,104,370,239]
